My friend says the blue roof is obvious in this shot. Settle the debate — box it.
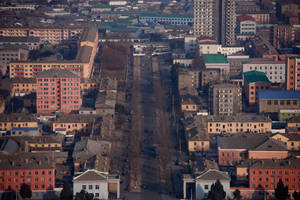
[11,127,38,131]
[258,90,300,100]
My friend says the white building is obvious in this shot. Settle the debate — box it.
[242,60,286,83]
[73,169,120,199]
[199,44,244,55]
[183,169,231,200]
[237,15,256,35]
[203,54,230,80]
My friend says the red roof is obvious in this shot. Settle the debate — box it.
[237,15,256,22]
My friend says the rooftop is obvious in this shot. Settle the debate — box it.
[76,45,93,63]
[80,27,97,43]
[244,70,271,84]
[37,69,79,78]
[140,12,193,19]
[54,114,100,123]
[203,54,228,64]
[74,169,119,181]
[237,15,256,22]
[258,90,300,100]
[239,157,300,169]
[196,169,230,181]
[218,134,286,152]
[0,36,40,43]
[11,78,36,83]
[207,113,271,122]
[0,114,37,122]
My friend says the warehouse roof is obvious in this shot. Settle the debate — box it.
[258,90,300,100]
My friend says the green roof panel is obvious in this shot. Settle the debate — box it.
[244,70,271,84]
[203,54,228,64]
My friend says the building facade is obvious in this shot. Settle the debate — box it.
[139,13,193,26]
[237,15,256,36]
[36,69,81,114]
[207,114,272,134]
[221,0,236,46]
[11,78,36,96]
[0,114,38,132]
[0,37,40,50]
[286,56,300,90]
[209,83,242,115]
[0,27,83,45]
[243,60,286,83]
[258,91,300,113]
[0,154,55,192]
[73,169,120,199]
[0,47,29,76]
[193,0,220,41]
[244,71,271,105]
[178,69,200,95]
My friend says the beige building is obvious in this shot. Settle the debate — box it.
[272,133,300,151]
[0,114,38,131]
[209,83,242,115]
[178,69,199,95]
[9,27,98,79]
[200,69,220,88]
[187,127,210,152]
[207,113,272,134]
[0,46,29,76]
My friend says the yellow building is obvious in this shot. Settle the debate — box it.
[0,114,38,131]
[52,114,100,133]
[9,27,98,79]
[181,95,200,112]
[11,78,36,96]
[81,78,97,92]
[207,113,272,134]
[26,136,62,152]
[187,127,210,152]
[272,133,300,151]
[287,116,300,128]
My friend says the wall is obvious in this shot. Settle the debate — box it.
[73,181,108,199]
[248,151,288,159]
[196,180,230,200]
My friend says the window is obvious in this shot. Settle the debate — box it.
[267,100,271,105]
[96,185,99,190]
[95,193,99,197]
[35,171,38,175]
[274,100,278,105]
[89,185,92,190]
[204,185,209,190]
[82,185,86,190]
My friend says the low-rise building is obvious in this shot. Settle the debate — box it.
[242,60,286,83]
[237,15,256,36]
[278,109,300,121]
[199,44,244,56]
[52,114,100,134]
[0,154,55,193]
[178,69,199,95]
[0,114,37,132]
[218,134,288,166]
[0,46,29,76]
[187,128,210,152]
[207,113,272,134]
[203,54,230,80]
[244,70,271,105]
[287,116,300,129]
[237,157,300,192]
[11,78,36,96]
[181,95,201,112]
[272,133,300,151]
[209,83,242,116]
[258,90,300,113]
[73,169,120,199]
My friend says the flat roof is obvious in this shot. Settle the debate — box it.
[203,54,228,64]
[244,70,271,84]
[258,90,300,100]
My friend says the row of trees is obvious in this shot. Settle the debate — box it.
[208,179,300,200]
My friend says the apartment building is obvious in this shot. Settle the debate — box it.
[273,24,294,50]
[52,114,100,134]
[287,116,300,129]
[0,114,38,131]
[200,69,220,88]
[187,128,210,152]
[0,27,83,45]
[286,56,300,90]
[258,90,300,113]
[36,69,81,114]
[247,158,300,191]
[244,70,271,105]
[0,46,29,76]
[0,37,40,50]
[207,113,272,134]
[221,0,236,46]
[209,83,242,115]
[11,78,36,96]
[9,27,98,79]
[139,13,193,26]
[193,0,220,41]
[0,154,55,193]
[242,60,286,83]
[178,69,199,95]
